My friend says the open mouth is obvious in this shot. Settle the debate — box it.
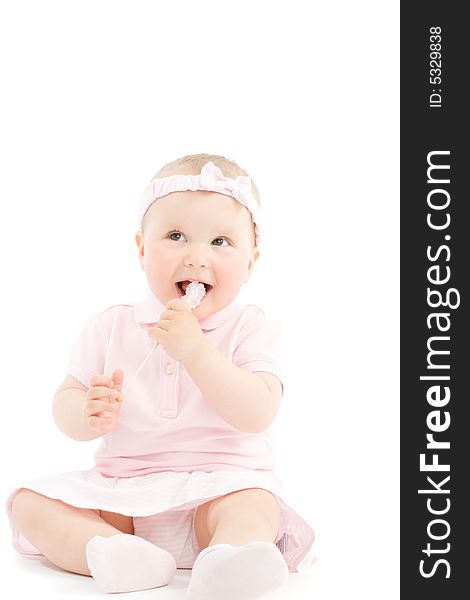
[175,280,213,299]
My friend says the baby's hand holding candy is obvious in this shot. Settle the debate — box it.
[148,297,205,362]
[85,369,124,434]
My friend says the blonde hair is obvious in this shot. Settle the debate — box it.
[151,153,260,205]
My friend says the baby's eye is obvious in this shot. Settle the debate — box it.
[168,231,186,242]
[212,237,229,247]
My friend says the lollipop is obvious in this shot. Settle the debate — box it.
[182,281,206,310]
[118,282,206,399]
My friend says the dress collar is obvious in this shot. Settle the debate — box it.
[133,288,242,331]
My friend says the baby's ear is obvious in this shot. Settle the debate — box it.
[244,246,260,282]
[135,230,145,269]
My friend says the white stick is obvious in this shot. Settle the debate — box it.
[122,340,159,395]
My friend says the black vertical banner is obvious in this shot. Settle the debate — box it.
[401,2,469,599]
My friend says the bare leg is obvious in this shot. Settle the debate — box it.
[11,489,134,576]
[194,488,281,549]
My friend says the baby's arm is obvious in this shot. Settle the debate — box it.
[53,375,103,441]
[181,340,282,433]
[52,371,123,441]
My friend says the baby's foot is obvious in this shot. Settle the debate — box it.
[186,541,289,600]
[86,533,176,593]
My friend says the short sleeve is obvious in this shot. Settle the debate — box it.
[68,311,108,388]
[232,306,285,395]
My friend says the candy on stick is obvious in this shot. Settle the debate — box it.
[116,282,206,401]
[183,281,206,310]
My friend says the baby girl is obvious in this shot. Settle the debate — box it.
[6,153,314,598]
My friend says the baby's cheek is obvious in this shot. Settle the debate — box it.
[220,263,247,291]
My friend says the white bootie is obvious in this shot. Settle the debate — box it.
[86,533,176,593]
[186,541,289,600]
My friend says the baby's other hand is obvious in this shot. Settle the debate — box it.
[85,369,124,434]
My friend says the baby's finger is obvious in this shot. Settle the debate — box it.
[86,399,119,416]
[86,400,104,417]
[88,415,113,432]
[166,298,190,312]
[88,386,121,400]
[148,326,166,343]
[157,310,173,321]
[90,374,115,388]
[110,369,124,395]
[98,410,116,419]
[154,319,171,332]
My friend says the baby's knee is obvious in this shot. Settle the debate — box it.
[11,488,100,532]
[209,488,280,525]
[11,488,43,529]
[246,489,281,527]
[230,488,280,515]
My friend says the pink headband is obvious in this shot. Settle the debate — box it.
[138,160,261,245]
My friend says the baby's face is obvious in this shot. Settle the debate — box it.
[135,191,259,319]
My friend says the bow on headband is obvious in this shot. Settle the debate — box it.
[138,161,261,245]
[199,161,252,197]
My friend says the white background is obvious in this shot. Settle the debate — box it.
[0,1,399,598]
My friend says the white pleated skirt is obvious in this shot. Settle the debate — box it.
[6,468,315,572]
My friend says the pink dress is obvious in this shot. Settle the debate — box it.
[6,290,315,571]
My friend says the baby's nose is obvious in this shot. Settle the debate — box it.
[184,245,209,269]
[185,258,207,268]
